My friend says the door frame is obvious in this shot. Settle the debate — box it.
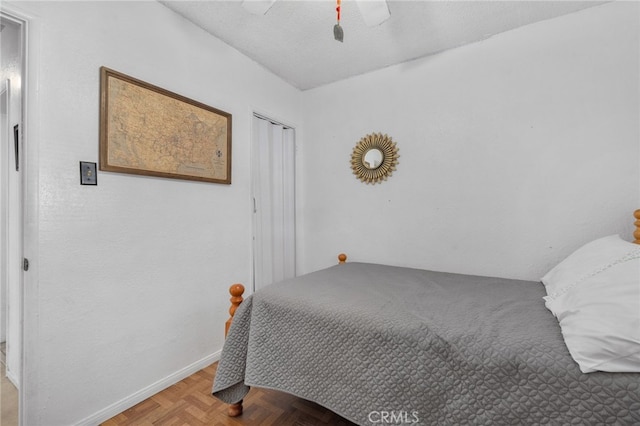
[0,8,28,426]
[1,78,9,345]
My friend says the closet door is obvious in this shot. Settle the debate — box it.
[252,115,295,292]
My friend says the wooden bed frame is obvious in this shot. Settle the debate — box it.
[222,211,640,417]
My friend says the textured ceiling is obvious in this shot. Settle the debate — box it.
[160,1,607,90]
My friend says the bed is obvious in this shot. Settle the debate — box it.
[212,211,640,425]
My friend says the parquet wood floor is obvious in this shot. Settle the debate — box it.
[1,355,19,426]
[102,362,357,426]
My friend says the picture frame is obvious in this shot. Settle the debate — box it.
[99,67,232,184]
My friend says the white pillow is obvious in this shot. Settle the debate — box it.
[541,235,639,301]
[544,256,640,373]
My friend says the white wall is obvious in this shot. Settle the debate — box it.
[4,1,302,425]
[300,2,639,280]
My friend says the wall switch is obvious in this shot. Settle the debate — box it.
[80,161,97,185]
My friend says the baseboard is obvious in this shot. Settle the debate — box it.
[5,367,20,389]
[74,350,221,426]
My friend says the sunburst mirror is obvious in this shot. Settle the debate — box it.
[350,133,399,184]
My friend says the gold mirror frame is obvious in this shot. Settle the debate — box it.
[350,133,399,184]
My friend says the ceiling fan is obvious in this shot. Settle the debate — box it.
[240,0,391,42]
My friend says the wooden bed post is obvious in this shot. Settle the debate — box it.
[338,253,347,264]
[225,283,244,417]
[634,209,640,244]
[225,283,245,337]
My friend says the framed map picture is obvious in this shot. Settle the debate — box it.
[99,67,232,184]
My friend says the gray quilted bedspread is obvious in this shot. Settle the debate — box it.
[212,262,640,425]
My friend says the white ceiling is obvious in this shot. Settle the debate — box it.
[160,1,607,90]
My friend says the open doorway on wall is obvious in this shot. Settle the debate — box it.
[251,114,296,292]
[1,11,24,426]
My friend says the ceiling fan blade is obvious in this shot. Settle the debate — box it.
[355,0,390,26]
[241,0,277,15]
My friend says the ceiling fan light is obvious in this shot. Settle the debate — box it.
[241,0,277,15]
[355,0,390,27]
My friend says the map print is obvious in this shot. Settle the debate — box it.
[106,77,229,182]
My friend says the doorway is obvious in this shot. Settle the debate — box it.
[251,114,296,292]
[1,11,25,426]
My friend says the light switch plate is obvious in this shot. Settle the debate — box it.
[80,161,97,185]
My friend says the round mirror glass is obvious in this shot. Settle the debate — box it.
[362,148,384,169]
